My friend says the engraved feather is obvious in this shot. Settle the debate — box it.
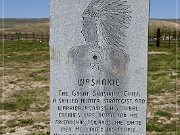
[83,0,131,48]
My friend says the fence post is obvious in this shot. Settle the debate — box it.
[156,28,160,47]
[42,34,43,42]
[11,33,13,41]
[178,32,180,45]
[26,33,28,42]
[4,34,6,41]
[17,33,20,41]
[41,33,44,42]
[33,33,35,42]
[169,31,171,46]
[47,34,50,43]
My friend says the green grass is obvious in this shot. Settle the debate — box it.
[9,129,16,133]
[155,110,172,119]
[147,122,177,133]
[19,118,34,126]
[32,125,47,130]
[0,87,49,111]
[176,128,180,135]
[6,118,33,128]
[147,42,179,134]
[29,69,49,81]
[147,123,164,132]
[1,41,49,67]
[148,43,179,94]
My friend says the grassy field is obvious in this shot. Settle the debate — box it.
[147,41,180,135]
[0,41,50,135]
[0,41,179,135]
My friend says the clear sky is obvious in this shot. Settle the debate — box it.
[0,0,179,19]
[0,0,49,18]
[150,0,179,19]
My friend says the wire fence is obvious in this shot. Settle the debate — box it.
[0,32,49,43]
[149,29,180,46]
[0,29,180,46]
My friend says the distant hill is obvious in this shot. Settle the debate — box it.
[149,19,180,36]
[0,18,49,33]
[149,19,180,30]
[0,18,179,33]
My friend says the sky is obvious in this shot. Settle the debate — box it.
[0,0,179,19]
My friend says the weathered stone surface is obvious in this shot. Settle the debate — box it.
[50,0,149,135]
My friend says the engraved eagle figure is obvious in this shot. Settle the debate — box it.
[68,0,132,75]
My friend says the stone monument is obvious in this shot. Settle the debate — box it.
[50,0,149,135]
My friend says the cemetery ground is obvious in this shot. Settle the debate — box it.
[0,41,179,135]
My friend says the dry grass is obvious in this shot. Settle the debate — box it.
[0,19,49,33]
[0,41,50,135]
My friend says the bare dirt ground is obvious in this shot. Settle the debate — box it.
[1,64,50,135]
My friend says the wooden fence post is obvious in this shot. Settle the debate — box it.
[11,33,13,41]
[26,33,28,42]
[41,33,44,42]
[4,34,6,41]
[156,28,160,47]
[169,31,171,46]
[17,33,20,41]
[33,33,35,42]
[178,32,180,45]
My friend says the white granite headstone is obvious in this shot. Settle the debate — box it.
[50,0,149,135]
